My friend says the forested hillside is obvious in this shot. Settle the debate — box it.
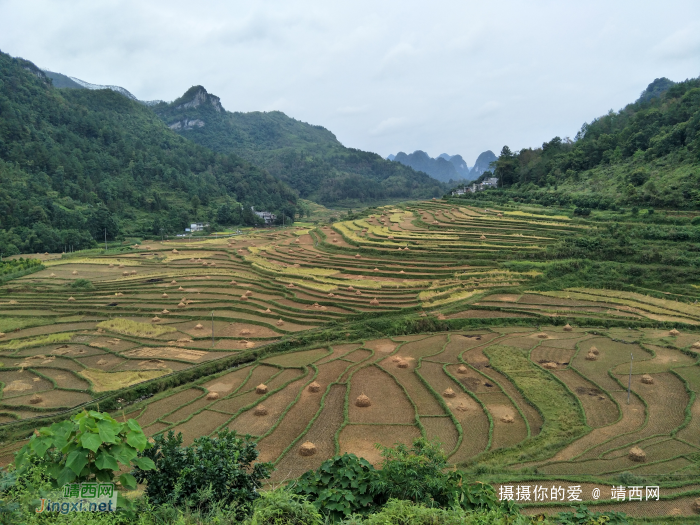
[0,52,298,254]
[153,86,444,205]
[480,77,700,209]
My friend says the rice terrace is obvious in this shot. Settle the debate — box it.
[2,200,700,519]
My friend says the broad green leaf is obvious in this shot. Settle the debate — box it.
[96,420,121,444]
[96,470,113,482]
[110,444,137,465]
[125,430,147,450]
[131,457,156,471]
[31,436,53,458]
[127,419,143,432]
[46,463,62,480]
[88,410,106,420]
[57,466,77,487]
[119,473,137,489]
[80,431,102,453]
[95,451,119,471]
[66,450,89,475]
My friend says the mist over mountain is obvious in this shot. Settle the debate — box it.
[42,69,164,106]
[387,150,497,181]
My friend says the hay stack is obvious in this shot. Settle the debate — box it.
[370,298,379,306]
[641,374,654,384]
[122,271,130,276]
[501,414,515,423]
[436,313,446,320]
[171,280,177,284]
[537,333,548,339]
[348,286,355,291]
[162,309,170,314]
[119,264,125,268]
[178,286,185,291]
[256,384,268,394]
[240,295,249,301]
[276,319,284,326]
[355,394,371,407]
[151,316,161,323]
[162,293,169,298]
[480,235,486,240]
[355,254,361,259]
[692,499,700,514]
[0,333,5,338]
[542,362,558,370]
[669,329,680,336]
[443,388,457,398]
[419,312,427,317]
[629,447,647,462]
[299,442,317,456]
[50,273,56,277]
[68,297,75,302]
[29,395,43,405]
[245,290,253,296]
[172,249,178,254]
[194,323,204,330]
[131,270,137,275]
[254,405,268,416]
[373,268,379,272]
[287,283,295,288]
[240,329,252,336]
[328,293,335,297]
[388,235,394,239]
[308,382,321,393]
[72,270,78,275]
[230,280,237,285]
[265,308,272,313]
[206,392,219,400]
[589,346,599,355]
[563,323,573,332]
[403,247,409,250]
[585,352,598,361]
[356,290,362,296]
[177,302,186,308]
[457,365,468,374]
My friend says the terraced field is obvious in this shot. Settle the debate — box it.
[1,200,699,518]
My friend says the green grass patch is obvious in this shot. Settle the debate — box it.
[79,368,172,392]
[0,332,72,351]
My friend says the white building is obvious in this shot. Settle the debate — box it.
[252,207,277,225]
[190,223,209,232]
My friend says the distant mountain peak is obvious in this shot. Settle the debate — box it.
[388,150,475,182]
[174,85,223,113]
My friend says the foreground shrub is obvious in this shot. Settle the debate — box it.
[132,429,271,517]
[340,499,544,525]
[14,410,153,489]
[247,488,323,525]
[291,453,378,520]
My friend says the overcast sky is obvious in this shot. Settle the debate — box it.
[1,1,699,165]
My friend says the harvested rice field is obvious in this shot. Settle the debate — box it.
[2,201,700,518]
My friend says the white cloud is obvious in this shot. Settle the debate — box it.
[0,0,698,163]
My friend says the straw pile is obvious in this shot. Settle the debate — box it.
[355,394,371,407]
[501,414,515,423]
[68,297,75,302]
[206,392,219,400]
[245,290,253,296]
[563,324,573,332]
[177,302,186,308]
[692,499,700,514]
[669,329,680,336]
[308,382,321,393]
[194,324,204,330]
[348,286,354,291]
[457,365,468,374]
[641,374,654,384]
[162,310,170,314]
[178,286,184,291]
[443,388,456,398]
[276,319,284,326]
[585,351,598,361]
[370,298,379,306]
[50,273,56,277]
[537,333,548,339]
[480,235,486,240]
[542,362,558,370]
[356,290,362,296]
[171,280,177,284]
[72,270,78,275]
[265,308,272,313]
[299,442,317,456]
[151,316,161,323]
[29,395,43,405]
[240,295,248,301]
[256,384,268,394]
[397,359,409,369]
[355,254,361,258]
[162,293,168,298]
[589,346,599,355]
[254,405,268,416]
[629,447,647,462]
